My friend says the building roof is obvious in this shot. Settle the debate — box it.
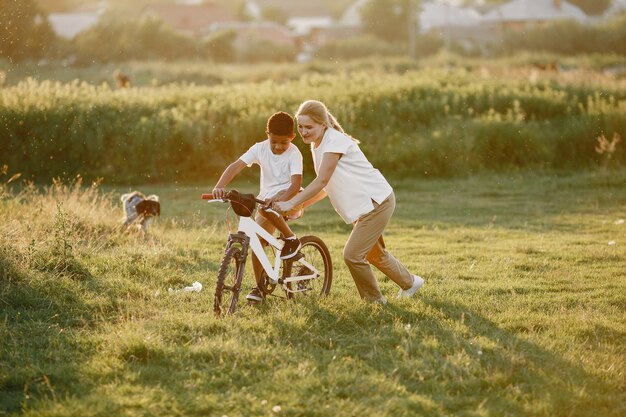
[287,16,334,36]
[419,1,482,32]
[483,0,587,23]
[48,13,101,38]
[142,3,235,35]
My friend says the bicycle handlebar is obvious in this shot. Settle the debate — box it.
[201,191,265,205]
[201,190,292,220]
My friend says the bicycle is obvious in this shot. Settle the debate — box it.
[201,190,332,317]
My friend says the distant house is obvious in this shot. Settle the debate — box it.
[46,0,105,38]
[246,0,334,37]
[417,1,491,48]
[419,1,482,33]
[482,0,587,28]
[142,3,235,36]
[48,12,101,38]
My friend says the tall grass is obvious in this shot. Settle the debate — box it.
[1,66,625,182]
[1,169,625,416]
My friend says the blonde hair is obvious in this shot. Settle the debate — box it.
[296,100,360,143]
[296,100,345,133]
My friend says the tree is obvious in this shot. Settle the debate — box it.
[73,17,198,64]
[203,29,236,62]
[360,0,416,43]
[0,0,55,62]
[261,6,288,26]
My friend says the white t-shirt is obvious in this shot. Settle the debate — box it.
[312,128,392,224]
[239,139,303,200]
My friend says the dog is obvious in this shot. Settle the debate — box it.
[121,191,160,235]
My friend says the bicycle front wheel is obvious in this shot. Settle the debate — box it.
[214,246,245,317]
[285,235,332,299]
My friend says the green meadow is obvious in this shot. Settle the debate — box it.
[1,168,624,417]
[1,53,625,416]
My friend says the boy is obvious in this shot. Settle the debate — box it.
[212,111,303,302]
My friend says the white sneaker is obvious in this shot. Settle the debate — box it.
[371,296,387,305]
[397,275,424,298]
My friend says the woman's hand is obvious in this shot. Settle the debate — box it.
[273,200,294,213]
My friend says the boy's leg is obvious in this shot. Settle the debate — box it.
[250,213,275,296]
[259,208,294,238]
[259,208,301,260]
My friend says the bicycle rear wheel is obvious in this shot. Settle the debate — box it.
[285,235,332,299]
[214,245,245,317]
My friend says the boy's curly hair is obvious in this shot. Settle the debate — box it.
[267,111,294,136]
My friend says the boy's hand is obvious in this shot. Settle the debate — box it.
[212,187,226,199]
[263,193,281,208]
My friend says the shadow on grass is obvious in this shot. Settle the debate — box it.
[67,289,626,416]
[265,297,623,416]
[0,250,98,414]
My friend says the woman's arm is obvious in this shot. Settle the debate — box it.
[302,189,327,209]
[274,153,340,212]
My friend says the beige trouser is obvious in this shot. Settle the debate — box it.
[343,192,413,301]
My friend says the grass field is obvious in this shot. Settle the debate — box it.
[1,169,625,416]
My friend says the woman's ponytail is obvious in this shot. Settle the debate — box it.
[326,111,345,133]
[296,100,359,143]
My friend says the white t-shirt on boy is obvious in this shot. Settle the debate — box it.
[239,139,303,200]
[312,128,392,224]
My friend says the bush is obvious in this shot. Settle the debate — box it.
[500,15,626,56]
[314,35,405,60]
[203,29,237,63]
[73,17,199,64]
[238,40,296,63]
[414,34,445,57]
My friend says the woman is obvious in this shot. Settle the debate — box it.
[274,100,424,304]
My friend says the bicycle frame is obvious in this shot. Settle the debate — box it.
[209,200,320,292]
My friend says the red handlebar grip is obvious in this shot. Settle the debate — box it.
[201,194,214,200]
